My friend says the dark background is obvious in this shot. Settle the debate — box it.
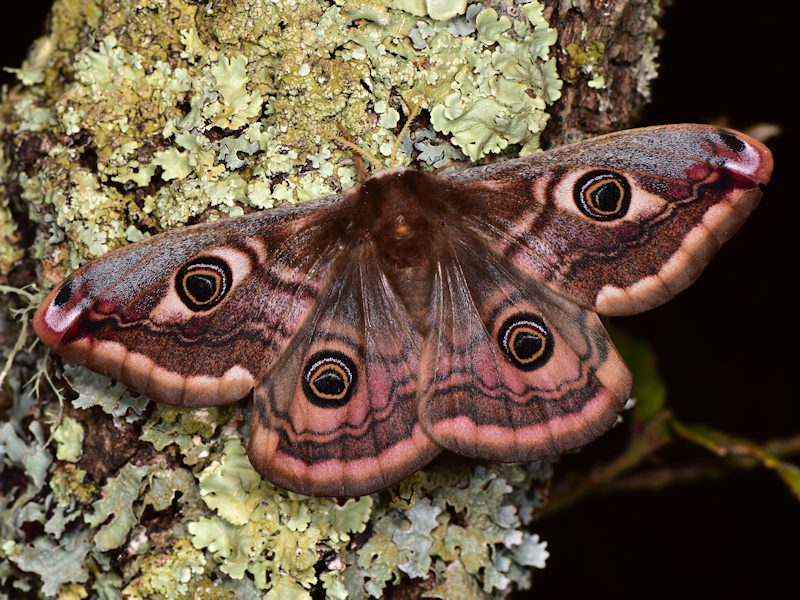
[1,1,796,598]
[533,2,799,598]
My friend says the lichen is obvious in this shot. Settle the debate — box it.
[49,464,97,505]
[52,417,83,463]
[64,365,149,423]
[0,1,565,597]
[0,143,24,277]
[123,538,222,600]
[634,9,662,101]
[6,0,563,278]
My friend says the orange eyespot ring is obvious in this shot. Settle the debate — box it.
[574,170,631,221]
[498,313,554,371]
[303,350,358,408]
[176,256,232,312]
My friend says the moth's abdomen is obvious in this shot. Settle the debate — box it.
[386,264,436,334]
[363,168,449,333]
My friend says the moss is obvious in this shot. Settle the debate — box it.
[1,1,564,597]
[566,40,606,83]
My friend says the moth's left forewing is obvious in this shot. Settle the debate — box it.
[33,197,349,407]
[447,125,773,316]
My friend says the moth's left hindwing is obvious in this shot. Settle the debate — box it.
[34,124,773,497]
[248,243,441,497]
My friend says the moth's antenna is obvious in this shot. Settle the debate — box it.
[325,123,381,180]
[390,95,422,168]
[432,160,455,175]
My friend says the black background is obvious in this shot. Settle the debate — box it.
[1,1,796,598]
[533,2,799,598]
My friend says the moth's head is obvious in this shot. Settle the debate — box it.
[358,167,445,243]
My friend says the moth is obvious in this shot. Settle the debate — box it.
[34,125,773,497]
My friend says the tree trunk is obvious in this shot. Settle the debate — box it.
[0,1,662,599]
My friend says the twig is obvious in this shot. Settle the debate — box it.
[536,414,800,518]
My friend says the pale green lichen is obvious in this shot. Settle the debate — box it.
[427,0,469,21]
[3,530,93,597]
[84,463,154,552]
[0,1,566,597]
[0,421,53,490]
[49,464,97,505]
[52,417,83,463]
[64,365,149,423]
[123,538,217,600]
[187,437,375,593]
[0,144,24,277]
[9,0,563,275]
[634,7,662,101]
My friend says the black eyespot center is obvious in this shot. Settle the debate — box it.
[313,369,347,397]
[574,170,631,221]
[510,328,544,361]
[302,350,358,409]
[498,312,554,371]
[592,181,623,213]
[185,273,218,303]
[175,256,232,312]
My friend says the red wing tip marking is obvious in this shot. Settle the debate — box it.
[33,289,71,349]
[424,386,626,462]
[248,425,440,497]
[727,129,773,185]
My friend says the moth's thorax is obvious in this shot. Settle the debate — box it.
[353,168,451,330]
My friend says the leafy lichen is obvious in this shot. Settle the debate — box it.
[52,417,83,463]
[1,1,565,597]
[0,142,24,277]
[123,538,223,600]
[8,0,563,279]
[566,40,606,86]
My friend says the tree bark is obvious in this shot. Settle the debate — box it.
[541,0,663,148]
[0,1,664,599]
